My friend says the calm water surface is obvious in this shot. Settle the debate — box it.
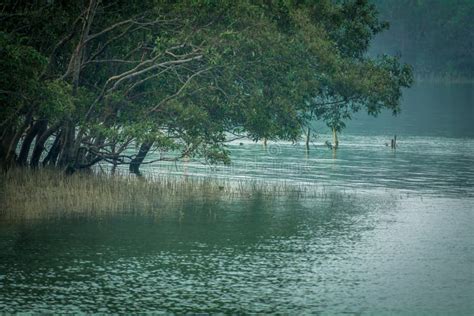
[0,82,473,313]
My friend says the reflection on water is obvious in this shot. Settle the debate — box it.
[0,195,473,313]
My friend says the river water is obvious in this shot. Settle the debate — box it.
[0,82,473,313]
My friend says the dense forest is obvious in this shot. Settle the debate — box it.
[1,0,413,174]
[371,0,474,79]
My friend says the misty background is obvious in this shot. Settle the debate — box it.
[335,0,474,138]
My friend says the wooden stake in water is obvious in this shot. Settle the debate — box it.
[332,127,339,149]
[391,135,397,149]
[305,127,310,151]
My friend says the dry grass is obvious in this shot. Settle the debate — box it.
[0,167,318,221]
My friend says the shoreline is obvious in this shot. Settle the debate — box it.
[413,76,474,84]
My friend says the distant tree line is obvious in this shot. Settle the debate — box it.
[0,0,412,174]
[371,0,474,79]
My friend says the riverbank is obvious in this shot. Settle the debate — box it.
[413,75,474,84]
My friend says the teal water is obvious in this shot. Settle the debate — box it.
[0,82,473,313]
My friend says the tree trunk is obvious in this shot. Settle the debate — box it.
[84,135,105,166]
[17,120,47,166]
[0,127,17,169]
[332,126,339,150]
[57,121,76,168]
[30,123,60,168]
[60,0,97,170]
[0,111,32,169]
[129,141,153,176]
[305,127,311,151]
[42,131,62,167]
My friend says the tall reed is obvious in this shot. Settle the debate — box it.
[0,167,318,220]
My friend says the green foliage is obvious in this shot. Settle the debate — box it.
[37,80,75,120]
[0,0,413,170]
[0,32,47,119]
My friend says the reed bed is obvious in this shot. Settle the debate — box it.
[0,167,328,220]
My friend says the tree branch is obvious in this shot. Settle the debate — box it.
[149,66,212,113]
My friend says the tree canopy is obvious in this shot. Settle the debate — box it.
[0,0,413,173]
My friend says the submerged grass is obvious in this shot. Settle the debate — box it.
[0,167,334,220]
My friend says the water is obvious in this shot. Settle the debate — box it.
[1,82,473,313]
[143,135,474,198]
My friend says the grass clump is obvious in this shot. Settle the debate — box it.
[0,167,315,220]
